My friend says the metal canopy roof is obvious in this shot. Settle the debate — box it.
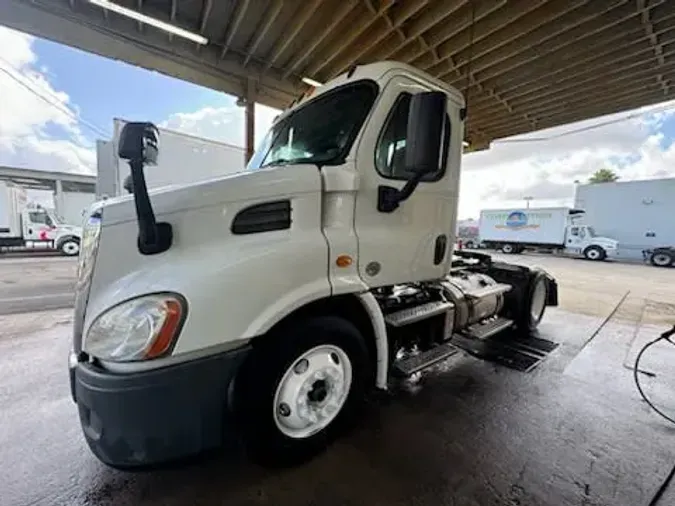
[3,0,675,150]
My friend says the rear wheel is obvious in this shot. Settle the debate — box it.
[237,316,369,467]
[501,243,516,254]
[651,251,674,267]
[583,245,606,261]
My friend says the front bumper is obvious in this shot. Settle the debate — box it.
[70,346,250,468]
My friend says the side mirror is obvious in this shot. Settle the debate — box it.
[118,122,172,255]
[378,91,447,213]
[404,91,447,175]
[118,122,159,165]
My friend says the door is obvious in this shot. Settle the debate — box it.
[353,74,463,287]
[22,210,53,241]
[565,226,583,255]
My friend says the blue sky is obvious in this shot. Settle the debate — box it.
[33,36,236,141]
[1,25,674,218]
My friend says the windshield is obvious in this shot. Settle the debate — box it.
[586,226,596,237]
[247,81,378,170]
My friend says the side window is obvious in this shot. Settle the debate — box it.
[579,227,586,239]
[375,92,450,181]
[570,227,579,236]
[28,212,48,225]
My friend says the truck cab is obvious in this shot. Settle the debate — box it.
[69,62,558,469]
[564,224,618,261]
[0,183,82,256]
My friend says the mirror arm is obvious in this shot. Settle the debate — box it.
[128,159,172,255]
[377,171,427,213]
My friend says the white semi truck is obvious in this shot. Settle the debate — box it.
[0,181,82,256]
[69,62,559,469]
[479,207,619,261]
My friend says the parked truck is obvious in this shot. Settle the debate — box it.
[0,181,82,255]
[479,207,619,261]
[69,62,559,469]
[96,119,247,198]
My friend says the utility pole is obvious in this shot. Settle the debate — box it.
[524,196,533,209]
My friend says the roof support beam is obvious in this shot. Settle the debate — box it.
[389,0,506,66]
[168,0,177,41]
[328,0,430,77]
[263,0,324,73]
[304,0,395,78]
[470,30,675,115]
[418,0,558,73]
[200,0,213,34]
[444,0,662,93]
[220,0,250,59]
[242,0,282,67]
[367,0,466,62]
[485,89,675,140]
[479,78,675,132]
[471,42,675,118]
[282,0,358,79]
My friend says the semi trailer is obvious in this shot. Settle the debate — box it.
[69,62,559,469]
[0,181,82,255]
[479,207,619,261]
[96,119,247,198]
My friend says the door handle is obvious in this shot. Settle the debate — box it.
[434,235,447,265]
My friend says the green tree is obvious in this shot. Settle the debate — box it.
[588,168,619,184]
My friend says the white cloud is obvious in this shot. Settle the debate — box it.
[0,26,95,175]
[459,101,675,218]
[161,102,280,150]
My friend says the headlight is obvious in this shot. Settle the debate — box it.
[84,294,186,362]
[76,211,102,292]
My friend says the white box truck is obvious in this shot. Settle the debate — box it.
[96,119,247,198]
[479,207,619,261]
[0,181,82,256]
[69,62,560,469]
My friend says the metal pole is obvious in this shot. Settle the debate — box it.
[245,78,255,163]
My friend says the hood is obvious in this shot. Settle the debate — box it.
[593,237,619,248]
[99,164,322,226]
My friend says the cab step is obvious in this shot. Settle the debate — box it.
[385,301,453,327]
[392,342,460,376]
[461,316,514,340]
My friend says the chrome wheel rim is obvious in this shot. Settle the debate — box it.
[653,253,672,266]
[587,248,600,260]
[273,344,352,439]
[63,241,80,255]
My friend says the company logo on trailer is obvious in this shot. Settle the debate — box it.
[506,211,528,229]
[493,211,540,230]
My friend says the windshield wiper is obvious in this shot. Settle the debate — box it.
[260,157,318,169]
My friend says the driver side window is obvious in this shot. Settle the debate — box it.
[375,92,450,181]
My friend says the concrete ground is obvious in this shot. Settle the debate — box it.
[1,254,675,505]
[0,256,75,315]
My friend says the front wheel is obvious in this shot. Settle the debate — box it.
[59,238,80,256]
[651,251,674,267]
[583,245,606,261]
[237,316,370,467]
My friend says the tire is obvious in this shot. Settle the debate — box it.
[236,316,370,467]
[501,243,516,254]
[517,269,549,334]
[650,251,674,267]
[59,238,80,256]
[583,245,606,261]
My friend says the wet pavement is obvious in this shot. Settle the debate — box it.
[2,308,675,506]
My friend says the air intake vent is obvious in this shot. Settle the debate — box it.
[231,200,291,235]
